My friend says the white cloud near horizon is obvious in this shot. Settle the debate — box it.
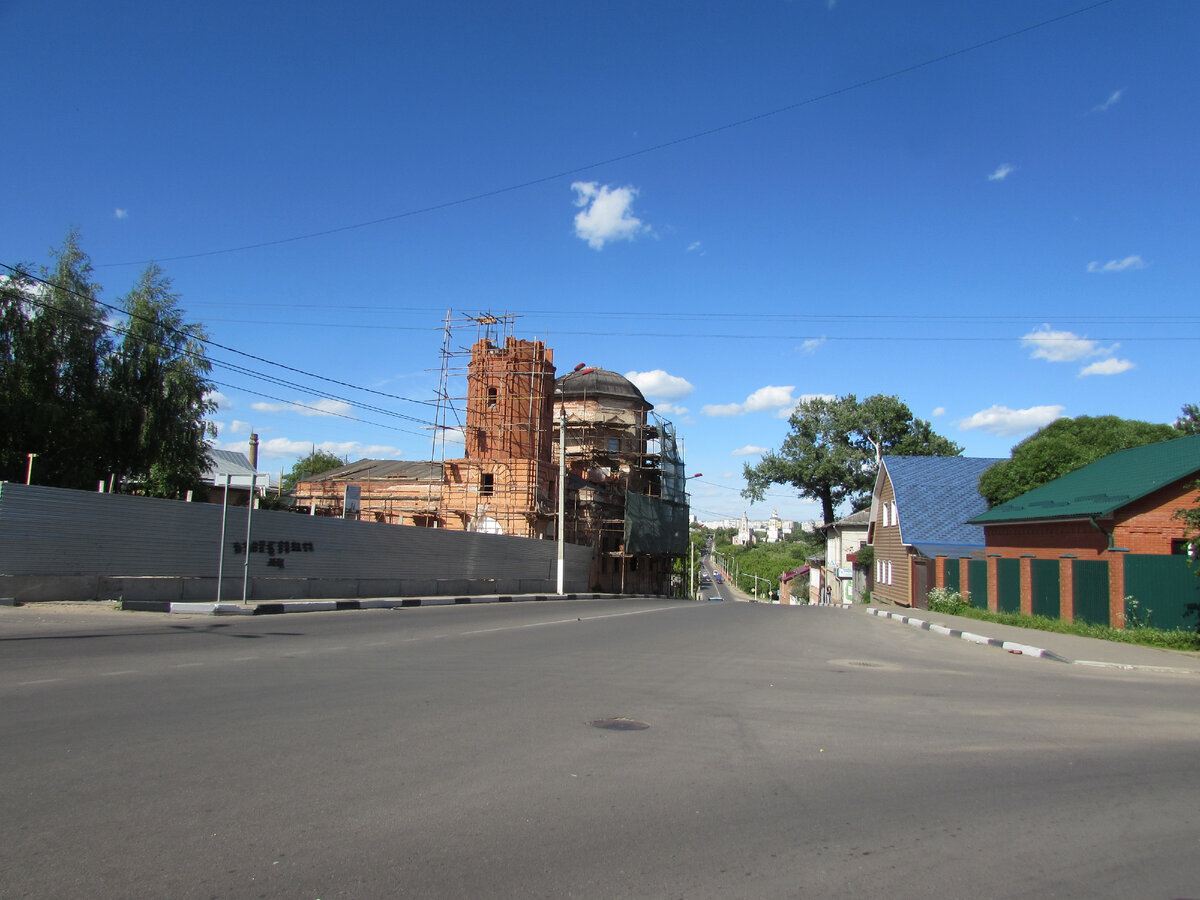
[114,208,128,220]
[1087,255,1144,273]
[251,397,354,417]
[731,445,768,456]
[571,181,648,250]
[1079,357,1135,376]
[988,163,1016,181]
[931,406,946,417]
[959,404,1066,436]
[625,369,693,401]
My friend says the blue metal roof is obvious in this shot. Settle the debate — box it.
[881,456,1002,548]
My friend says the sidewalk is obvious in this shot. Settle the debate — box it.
[862,602,1200,675]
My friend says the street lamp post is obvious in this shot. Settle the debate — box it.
[25,453,37,485]
[557,364,590,595]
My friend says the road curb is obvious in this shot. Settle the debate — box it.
[121,593,663,615]
[867,607,1070,661]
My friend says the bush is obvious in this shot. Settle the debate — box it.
[927,586,971,615]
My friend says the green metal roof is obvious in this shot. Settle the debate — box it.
[970,434,1200,525]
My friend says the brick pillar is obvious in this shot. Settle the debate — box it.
[1109,551,1127,629]
[1059,557,1075,624]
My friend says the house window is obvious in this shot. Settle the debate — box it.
[608,437,620,452]
[480,473,494,496]
[891,502,899,528]
[886,560,893,584]
[487,387,498,408]
[1172,539,1197,557]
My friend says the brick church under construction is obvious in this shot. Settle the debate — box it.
[292,316,691,594]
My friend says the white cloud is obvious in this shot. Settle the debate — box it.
[1092,88,1123,113]
[987,163,1016,181]
[229,419,253,434]
[114,208,128,220]
[1087,255,1144,273]
[701,402,744,418]
[1020,325,1115,363]
[251,397,354,417]
[653,402,689,417]
[625,369,694,401]
[1079,357,1135,377]
[703,385,797,418]
[931,406,946,417]
[959,404,1066,436]
[571,181,648,250]
[216,437,403,466]
[686,241,702,254]
[744,385,795,413]
[800,337,826,354]
[732,445,768,456]
[205,390,230,410]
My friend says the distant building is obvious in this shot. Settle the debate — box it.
[293,323,690,594]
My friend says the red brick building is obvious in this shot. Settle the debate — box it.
[966,434,1200,630]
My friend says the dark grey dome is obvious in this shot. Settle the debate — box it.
[556,367,650,408]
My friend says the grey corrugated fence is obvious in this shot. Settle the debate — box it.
[0,483,592,602]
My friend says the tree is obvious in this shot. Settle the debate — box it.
[742,394,961,525]
[281,449,347,494]
[978,415,1182,508]
[109,264,217,498]
[1175,403,1200,435]
[1,233,114,489]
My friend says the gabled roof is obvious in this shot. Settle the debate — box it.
[971,433,1200,525]
[822,508,871,532]
[203,449,258,480]
[300,459,444,483]
[875,455,1002,547]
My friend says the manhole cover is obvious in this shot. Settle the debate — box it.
[589,717,650,731]
[828,658,895,670]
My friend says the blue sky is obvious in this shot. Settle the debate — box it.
[4,0,1197,524]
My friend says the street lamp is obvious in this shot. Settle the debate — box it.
[26,452,37,485]
[557,364,592,594]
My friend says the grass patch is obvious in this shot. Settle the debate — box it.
[943,605,1200,652]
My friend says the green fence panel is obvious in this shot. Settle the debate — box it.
[1123,555,1200,632]
[943,559,960,593]
[967,559,988,609]
[1031,559,1060,619]
[997,558,1021,614]
[1072,560,1110,626]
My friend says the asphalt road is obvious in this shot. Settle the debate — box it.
[3,599,1198,899]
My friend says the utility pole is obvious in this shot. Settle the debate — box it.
[25,453,37,485]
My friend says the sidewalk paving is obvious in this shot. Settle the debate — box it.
[861,602,1200,675]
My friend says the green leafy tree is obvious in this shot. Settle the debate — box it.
[979,415,1182,507]
[281,449,347,494]
[1175,403,1200,435]
[4,233,113,489]
[109,264,217,497]
[742,394,961,525]
[0,265,40,482]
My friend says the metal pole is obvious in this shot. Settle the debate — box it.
[242,474,257,605]
[25,453,36,485]
[217,474,231,603]
[556,404,565,594]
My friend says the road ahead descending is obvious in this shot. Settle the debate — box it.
[3,599,1197,898]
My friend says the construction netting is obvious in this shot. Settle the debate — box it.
[624,490,690,555]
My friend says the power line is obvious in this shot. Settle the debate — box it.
[96,0,1122,268]
[1,263,440,416]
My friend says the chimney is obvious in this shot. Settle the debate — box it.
[249,433,259,469]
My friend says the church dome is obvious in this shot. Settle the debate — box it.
[555,367,650,409]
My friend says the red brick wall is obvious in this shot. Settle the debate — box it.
[976,476,1200,627]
